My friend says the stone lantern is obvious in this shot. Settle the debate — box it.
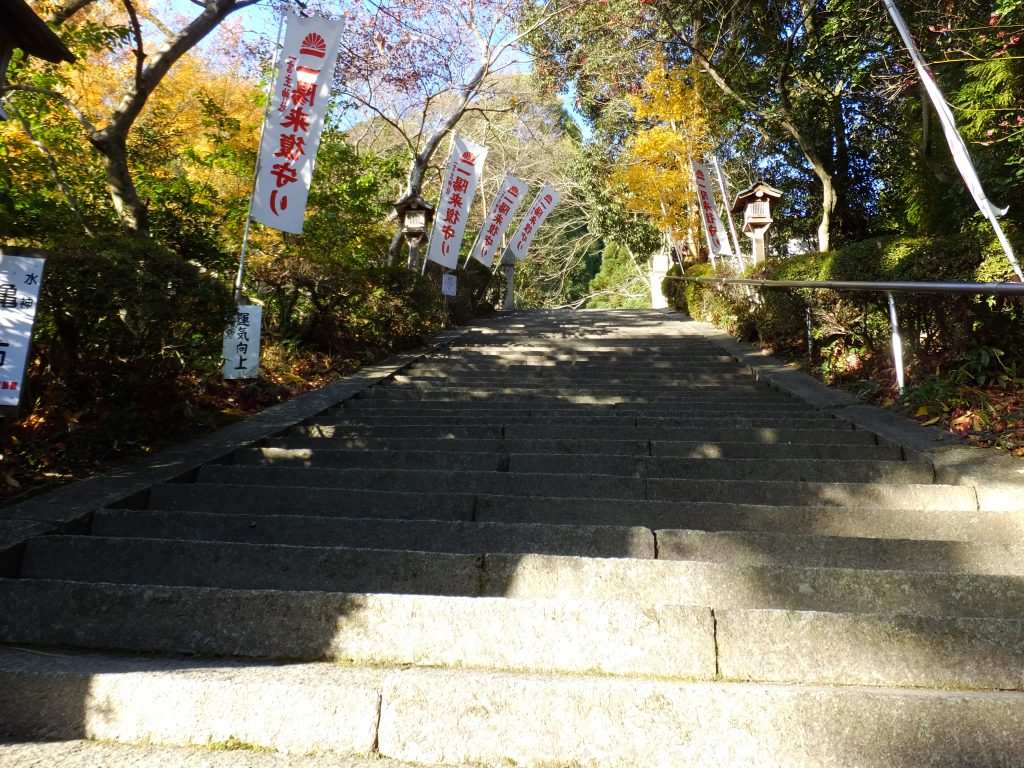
[392,193,435,271]
[731,181,782,264]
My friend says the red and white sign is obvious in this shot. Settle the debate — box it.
[426,134,487,270]
[468,174,528,267]
[507,185,560,261]
[0,252,45,409]
[251,13,345,234]
[692,161,733,258]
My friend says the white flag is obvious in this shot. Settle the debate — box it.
[692,161,733,257]
[884,0,1006,219]
[506,185,561,261]
[426,134,488,269]
[883,0,1021,279]
[468,174,528,267]
[251,13,345,234]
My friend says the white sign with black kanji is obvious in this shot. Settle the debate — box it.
[222,305,263,380]
[0,252,45,409]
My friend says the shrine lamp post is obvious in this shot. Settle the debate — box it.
[393,194,435,271]
[731,182,783,264]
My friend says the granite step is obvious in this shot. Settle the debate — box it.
[6,647,1024,767]
[18,537,1024,619]
[139,484,1013,543]
[291,423,882,444]
[304,414,846,429]
[3,579,1024,691]
[90,509,657,558]
[231,447,928,484]
[189,464,969,509]
[265,435,905,462]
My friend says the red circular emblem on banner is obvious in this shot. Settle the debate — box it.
[300,33,327,57]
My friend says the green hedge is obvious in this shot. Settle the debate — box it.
[662,229,1024,385]
[35,235,236,405]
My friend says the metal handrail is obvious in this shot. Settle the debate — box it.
[666,276,1024,296]
[666,275,1024,394]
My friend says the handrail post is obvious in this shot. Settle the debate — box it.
[886,292,906,395]
[805,306,814,361]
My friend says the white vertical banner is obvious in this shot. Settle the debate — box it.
[426,134,488,270]
[251,12,345,234]
[468,174,528,267]
[222,305,263,380]
[506,185,561,261]
[692,161,733,258]
[710,156,745,268]
[0,252,45,409]
[882,0,1021,279]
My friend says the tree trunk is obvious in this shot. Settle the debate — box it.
[817,174,837,253]
[90,127,149,237]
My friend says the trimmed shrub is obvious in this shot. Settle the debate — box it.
[35,235,236,405]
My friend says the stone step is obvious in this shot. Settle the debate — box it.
[92,509,656,558]
[4,580,1024,691]
[0,578,716,678]
[0,740,454,768]
[145,483,479,520]
[658,528,1024,576]
[390,371,755,384]
[191,465,969,510]
[6,647,1024,766]
[232,448,928,484]
[358,392,774,405]
[91,509,1024,578]
[268,435,905,462]
[358,384,767,398]
[339,399,807,413]
[475,495,1021,541]
[305,414,846,430]
[17,537,1023,619]
[293,423,881,444]
[143,484,1010,543]
[422,352,739,363]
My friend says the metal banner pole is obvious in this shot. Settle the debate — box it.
[233,11,285,304]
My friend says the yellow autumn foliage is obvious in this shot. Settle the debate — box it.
[611,58,717,241]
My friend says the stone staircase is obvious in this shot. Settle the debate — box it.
[2,309,1024,766]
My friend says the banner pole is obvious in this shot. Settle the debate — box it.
[711,155,745,270]
[882,0,1022,280]
[234,11,286,304]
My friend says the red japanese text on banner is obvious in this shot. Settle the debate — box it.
[251,13,345,234]
[0,251,45,409]
[691,161,733,257]
[506,185,561,261]
[426,134,488,270]
[469,174,528,267]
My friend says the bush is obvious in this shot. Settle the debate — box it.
[250,254,444,361]
[663,261,754,340]
[660,230,1024,390]
[34,234,236,406]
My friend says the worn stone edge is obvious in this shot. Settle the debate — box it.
[0,323,485,531]
[663,311,1024,503]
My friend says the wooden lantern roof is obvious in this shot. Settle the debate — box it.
[730,181,783,216]
[0,0,76,64]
